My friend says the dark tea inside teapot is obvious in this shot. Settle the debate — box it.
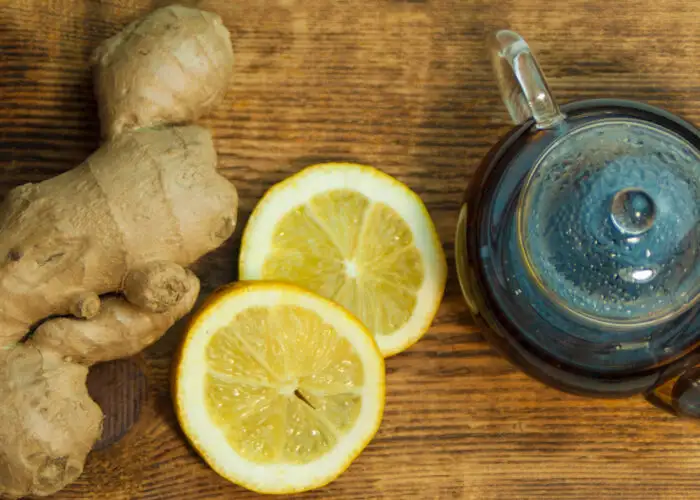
[456,31,700,419]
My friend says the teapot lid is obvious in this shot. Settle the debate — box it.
[518,118,700,327]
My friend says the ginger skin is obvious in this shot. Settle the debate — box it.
[0,5,236,498]
[31,269,201,366]
[0,347,103,499]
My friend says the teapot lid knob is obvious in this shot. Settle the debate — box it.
[610,188,657,237]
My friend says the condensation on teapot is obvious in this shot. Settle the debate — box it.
[518,118,700,327]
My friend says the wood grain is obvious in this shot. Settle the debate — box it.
[1,0,699,499]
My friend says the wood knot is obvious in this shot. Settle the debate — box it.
[87,358,148,451]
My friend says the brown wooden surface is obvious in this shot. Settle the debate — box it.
[2,0,700,498]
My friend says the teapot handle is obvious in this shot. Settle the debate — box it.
[491,30,565,129]
[671,367,700,419]
[646,364,700,420]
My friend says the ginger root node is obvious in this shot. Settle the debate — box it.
[70,292,101,319]
[123,261,192,313]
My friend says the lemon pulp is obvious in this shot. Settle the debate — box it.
[261,191,424,336]
[204,305,364,464]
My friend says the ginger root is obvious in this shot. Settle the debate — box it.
[0,5,236,498]
[92,4,234,139]
[0,347,103,498]
[31,269,200,366]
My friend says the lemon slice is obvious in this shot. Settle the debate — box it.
[239,162,447,357]
[173,281,385,494]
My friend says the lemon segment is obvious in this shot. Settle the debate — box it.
[240,162,447,356]
[174,282,385,494]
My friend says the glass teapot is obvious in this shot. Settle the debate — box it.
[456,31,700,419]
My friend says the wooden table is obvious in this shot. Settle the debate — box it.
[2,0,699,498]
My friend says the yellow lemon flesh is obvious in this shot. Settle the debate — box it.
[174,282,385,494]
[239,162,446,356]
